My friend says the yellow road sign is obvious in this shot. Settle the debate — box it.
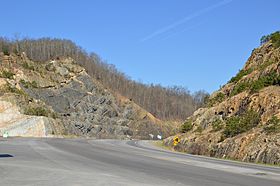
[173,136,180,146]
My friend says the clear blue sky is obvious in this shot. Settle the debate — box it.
[0,0,279,93]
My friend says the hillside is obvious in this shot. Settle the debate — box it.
[164,32,280,165]
[0,38,207,121]
[0,52,177,139]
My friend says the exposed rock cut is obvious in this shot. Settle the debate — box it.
[164,42,280,165]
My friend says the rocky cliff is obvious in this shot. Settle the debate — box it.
[0,53,175,139]
[164,38,280,165]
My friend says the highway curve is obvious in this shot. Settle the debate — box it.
[0,138,280,186]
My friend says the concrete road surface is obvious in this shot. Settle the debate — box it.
[0,138,280,186]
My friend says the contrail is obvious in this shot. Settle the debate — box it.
[141,0,233,42]
[160,22,203,41]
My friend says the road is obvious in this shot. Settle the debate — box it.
[0,138,280,186]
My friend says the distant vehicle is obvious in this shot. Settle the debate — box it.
[3,131,9,138]
[157,135,162,140]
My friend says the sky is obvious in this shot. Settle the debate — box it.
[0,0,279,93]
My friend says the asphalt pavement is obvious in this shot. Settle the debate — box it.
[0,138,280,186]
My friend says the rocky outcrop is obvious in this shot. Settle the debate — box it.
[164,41,280,165]
[0,53,172,139]
[0,100,54,137]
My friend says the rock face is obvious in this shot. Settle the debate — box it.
[164,42,280,165]
[0,53,173,139]
[0,100,53,137]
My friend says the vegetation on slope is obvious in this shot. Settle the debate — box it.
[180,119,193,133]
[0,70,14,79]
[229,72,280,96]
[264,116,280,134]
[223,110,260,138]
[260,31,280,48]
[228,68,253,84]
[206,92,225,107]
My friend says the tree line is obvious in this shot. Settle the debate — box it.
[0,37,208,120]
